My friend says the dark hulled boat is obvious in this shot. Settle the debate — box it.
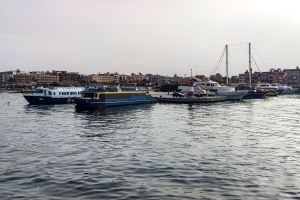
[242,90,265,99]
[75,87,155,109]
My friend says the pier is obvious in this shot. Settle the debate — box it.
[150,92,228,104]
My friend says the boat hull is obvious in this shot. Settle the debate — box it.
[243,91,265,99]
[280,88,298,94]
[24,95,75,105]
[75,98,155,108]
[218,91,248,100]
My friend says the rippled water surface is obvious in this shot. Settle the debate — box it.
[1,92,300,199]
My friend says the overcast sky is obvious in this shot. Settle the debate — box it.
[1,0,300,76]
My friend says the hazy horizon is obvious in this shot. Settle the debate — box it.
[1,0,300,76]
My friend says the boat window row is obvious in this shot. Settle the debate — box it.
[47,91,81,95]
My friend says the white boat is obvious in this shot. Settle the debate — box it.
[24,87,85,105]
[270,83,298,94]
[193,80,247,100]
[256,83,278,91]
[281,87,298,94]
[179,79,247,100]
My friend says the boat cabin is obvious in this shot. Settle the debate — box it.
[33,87,84,98]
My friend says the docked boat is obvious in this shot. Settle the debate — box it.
[24,87,84,105]
[243,90,265,99]
[281,87,298,94]
[264,90,279,97]
[256,83,279,91]
[74,87,155,108]
[270,83,298,94]
[183,79,248,100]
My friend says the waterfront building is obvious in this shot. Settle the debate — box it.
[14,73,35,83]
[52,71,81,82]
[195,75,207,81]
[89,74,115,83]
[35,74,59,84]
[230,76,239,84]
[144,74,171,84]
[210,73,225,84]
[265,68,287,84]
[14,72,59,84]
[0,70,20,84]
[283,66,300,87]
[238,68,287,86]
[127,73,144,83]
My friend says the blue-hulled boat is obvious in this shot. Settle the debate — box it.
[74,87,155,108]
[24,87,84,105]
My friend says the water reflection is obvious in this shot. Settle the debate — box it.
[75,103,154,117]
[74,104,154,138]
[2,93,300,199]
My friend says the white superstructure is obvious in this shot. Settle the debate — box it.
[32,87,85,98]
[192,80,235,94]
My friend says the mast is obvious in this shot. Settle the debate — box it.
[248,43,252,87]
[225,45,229,85]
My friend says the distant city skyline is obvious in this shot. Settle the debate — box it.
[1,0,300,76]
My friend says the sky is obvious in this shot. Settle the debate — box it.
[0,0,300,76]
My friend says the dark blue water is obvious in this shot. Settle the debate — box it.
[1,92,300,199]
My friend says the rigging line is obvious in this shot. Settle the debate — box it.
[252,56,261,73]
[210,47,225,76]
[252,46,269,70]
[210,46,225,76]
[215,50,225,75]
[227,42,249,46]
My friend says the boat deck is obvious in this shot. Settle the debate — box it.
[150,92,227,104]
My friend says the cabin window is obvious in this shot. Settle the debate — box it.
[53,92,56,95]
[48,91,52,95]
[36,89,43,93]
[59,92,61,95]
[78,92,81,95]
[66,92,69,95]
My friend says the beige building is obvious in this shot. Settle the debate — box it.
[35,74,59,84]
[89,74,115,83]
[15,73,59,84]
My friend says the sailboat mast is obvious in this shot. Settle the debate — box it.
[248,43,252,87]
[225,45,229,85]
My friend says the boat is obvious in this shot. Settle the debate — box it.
[256,83,279,91]
[281,87,298,94]
[24,87,84,105]
[264,90,279,97]
[74,86,155,108]
[243,90,265,99]
[270,83,298,94]
[179,79,248,100]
